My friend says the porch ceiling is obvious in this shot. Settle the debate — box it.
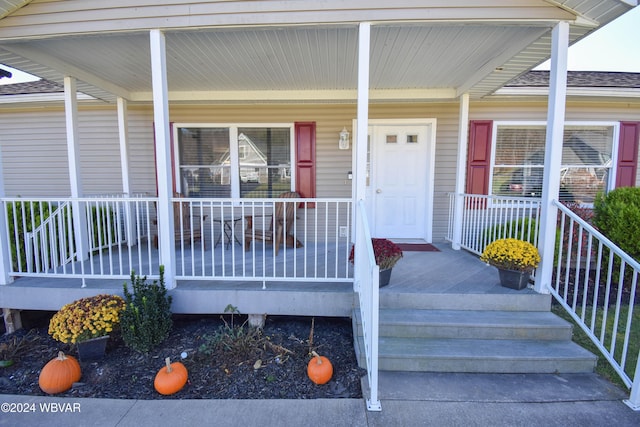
[0,1,635,103]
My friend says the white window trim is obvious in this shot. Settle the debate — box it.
[172,123,296,198]
[490,120,620,204]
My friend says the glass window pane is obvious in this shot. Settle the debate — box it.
[492,124,614,203]
[237,127,291,198]
[493,126,546,198]
[561,126,613,203]
[178,127,230,197]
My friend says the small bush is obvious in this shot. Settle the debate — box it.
[593,187,640,263]
[198,305,264,360]
[593,188,640,288]
[120,266,173,353]
[481,217,539,247]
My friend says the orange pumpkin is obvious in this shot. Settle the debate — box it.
[38,351,82,394]
[154,357,188,395]
[307,351,333,385]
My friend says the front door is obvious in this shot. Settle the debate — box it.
[369,121,435,241]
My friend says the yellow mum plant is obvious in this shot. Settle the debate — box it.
[480,238,541,273]
[48,294,126,344]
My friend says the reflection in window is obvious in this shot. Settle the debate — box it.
[407,134,418,144]
[386,134,398,144]
[492,125,614,203]
[237,128,291,198]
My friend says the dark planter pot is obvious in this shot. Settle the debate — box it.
[497,268,530,290]
[379,268,393,287]
[77,335,109,361]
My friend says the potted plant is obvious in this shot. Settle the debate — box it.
[349,238,403,287]
[480,238,541,290]
[48,294,126,360]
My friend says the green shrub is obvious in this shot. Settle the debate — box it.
[120,266,173,353]
[6,201,52,272]
[593,187,640,263]
[481,217,539,247]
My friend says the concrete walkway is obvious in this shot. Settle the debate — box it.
[2,372,639,426]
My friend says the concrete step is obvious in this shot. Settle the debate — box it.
[353,309,574,340]
[354,335,597,374]
[378,291,551,311]
[365,371,628,402]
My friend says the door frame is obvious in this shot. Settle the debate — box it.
[353,118,437,242]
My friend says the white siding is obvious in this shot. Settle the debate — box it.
[0,108,70,195]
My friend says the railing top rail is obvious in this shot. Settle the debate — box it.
[553,199,640,272]
[1,196,352,204]
[0,196,158,203]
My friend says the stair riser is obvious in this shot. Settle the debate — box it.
[379,293,551,311]
[357,354,596,374]
[355,324,573,341]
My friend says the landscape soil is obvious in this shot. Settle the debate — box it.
[0,311,365,400]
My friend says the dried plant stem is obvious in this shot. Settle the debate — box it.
[266,340,293,355]
[308,317,315,353]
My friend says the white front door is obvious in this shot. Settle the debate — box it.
[369,121,435,241]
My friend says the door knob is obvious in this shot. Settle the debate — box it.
[376,189,382,193]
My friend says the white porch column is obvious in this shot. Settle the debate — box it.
[117,97,135,246]
[354,22,370,205]
[0,148,11,285]
[117,97,131,196]
[535,21,569,294]
[452,93,470,250]
[354,21,371,268]
[150,29,176,289]
[64,76,89,267]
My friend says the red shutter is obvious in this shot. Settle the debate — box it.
[615,121,640,188]
[295,122,316,206]
[466,120,493,195]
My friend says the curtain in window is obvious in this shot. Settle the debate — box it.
[493,125,613,203]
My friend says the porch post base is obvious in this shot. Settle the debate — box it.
[2,308,22,334]
[248,313,266,329]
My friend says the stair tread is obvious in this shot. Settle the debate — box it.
[375,337,596,360]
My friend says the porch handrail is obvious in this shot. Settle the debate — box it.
[552,200,640,410]
[24,201,72,272]
[354,200,381,411]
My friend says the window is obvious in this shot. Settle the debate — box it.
[492,123,615,203]
[175,124,294,198]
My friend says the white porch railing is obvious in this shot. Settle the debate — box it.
[1,195,353,284]
[552,200,640,410]
[447,193,542,255]
[169,197,353,283]
[354,200,381,411]
[3,196,157,280]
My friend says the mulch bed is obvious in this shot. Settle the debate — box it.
[0,311,365,400]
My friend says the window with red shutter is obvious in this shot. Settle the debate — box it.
[615,122,640,188]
